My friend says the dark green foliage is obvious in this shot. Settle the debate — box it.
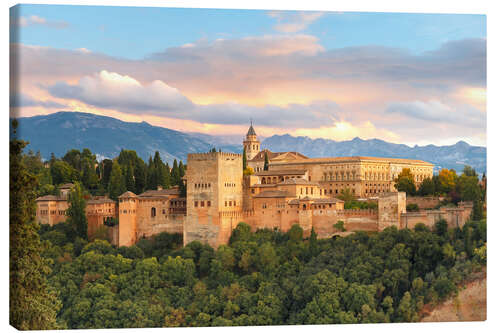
[108,162,126,201]
[417,177,435,196]
[66,182,88,240]
[36,219,486,328]
[242,147,247,170]
[395,168,416,196]
[406,203,419,212]
[10,121,61,330]
[264,152,269,171]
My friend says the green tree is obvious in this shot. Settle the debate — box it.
[10,120,61,329]
[243,147,247,170]
[124,163,136,193]
[108,162,126,200]
[51,160,77,185]
[67,182,88,240]
[264,152,269,171]
[394,168,416,195]
[417,177,435,196]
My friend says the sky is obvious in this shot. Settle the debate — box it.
[9,4,486,146]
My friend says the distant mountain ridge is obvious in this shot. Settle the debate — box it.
[261,134,486,174]
[11,112,486,173]
[10,111,240,164]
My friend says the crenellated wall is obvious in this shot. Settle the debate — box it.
[406,196,444,209]
[401,202,473,230]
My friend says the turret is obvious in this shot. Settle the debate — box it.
[243,122,260,160]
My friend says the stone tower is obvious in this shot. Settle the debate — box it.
[243,123,260,161]
[184,152,243,248]
[118,191,138,246]
[378,192,406,230]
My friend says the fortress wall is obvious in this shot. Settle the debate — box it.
[378,192,406,230]
[135,199,184,239]
[107,225,119,246]
[312,209,379,238]
[401,202,473,230]
[406,196,443,209]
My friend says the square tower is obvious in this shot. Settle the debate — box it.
[185,152,243,248]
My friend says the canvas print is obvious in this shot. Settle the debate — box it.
[9,4,487,330]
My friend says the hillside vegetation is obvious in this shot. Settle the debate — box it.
[38,218,486,328]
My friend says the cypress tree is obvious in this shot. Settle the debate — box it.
[264,152,269,171]
[108,162,126,200]
[124,163,135,192]
[10,120,61,329]
[134,160,147,194]
[66,182,88,240]
[243,147,247,170]
[171,159,180,186]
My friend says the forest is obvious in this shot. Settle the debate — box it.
[10,125,486,329]
[38,218,486,328]
[22,147,187,199]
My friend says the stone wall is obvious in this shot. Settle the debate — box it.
[406,196,444,209]
[378,192,406,230]
[185,152,243,248]
[401,202,473,230]
[107,225,119,246]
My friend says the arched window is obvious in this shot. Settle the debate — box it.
[151,207,156,217]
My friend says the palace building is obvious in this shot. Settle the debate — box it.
[36,124,473,249]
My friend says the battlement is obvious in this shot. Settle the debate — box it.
[338,209,378,217]
[188,152,242,161]
[218,209,254,218]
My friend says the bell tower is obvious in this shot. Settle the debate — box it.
[243,121,260,161]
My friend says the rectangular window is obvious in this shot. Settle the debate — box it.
[201,201,205,207]
[207,201,211,207]
[229,201,232,206]
[195,201,198,207]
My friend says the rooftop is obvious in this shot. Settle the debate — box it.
[279,178,320,186]
[118,191,137,198]
[253,190,293,198]
[36,195,66,202]
[246,124,257,137]
[249,150,309,162]
[255,169,306,176]
[271,156,433,166]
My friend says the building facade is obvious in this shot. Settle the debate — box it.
[35,125,474,249]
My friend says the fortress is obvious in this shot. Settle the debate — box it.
[36,125,473,248]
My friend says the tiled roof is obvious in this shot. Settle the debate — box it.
[311,198,344,204]
[279,178,320,186]
[36,195,66,202]
[247,125,257,136]
[255,169,306,176]
[249,150,309,162]
[253,190,292,198]
[271,156,433,166]
[118,191,137,198]
[138,187,180,198]
[87,198,116,204]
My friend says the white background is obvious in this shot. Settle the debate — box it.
[2,1,498,332]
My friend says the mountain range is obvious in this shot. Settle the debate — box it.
[11,111,486,174]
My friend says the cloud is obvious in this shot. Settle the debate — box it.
[268,11,324,33]
[10,93,66,109]
[12,35,486,145]
[386,100,485,128]
[11,15,69,29]
[48,70,193,112]
[47,70,341,128]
